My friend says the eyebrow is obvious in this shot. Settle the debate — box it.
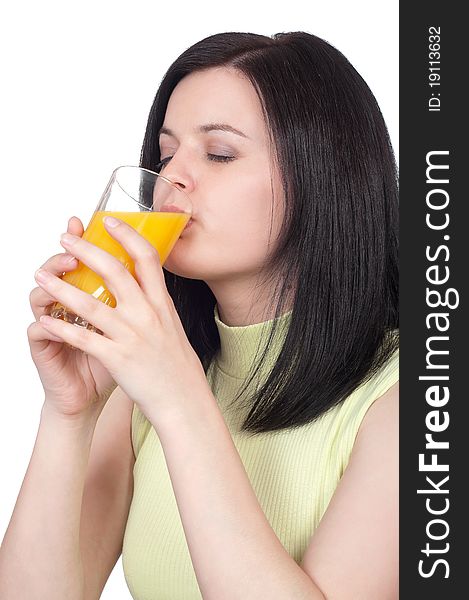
[158,123,249,140]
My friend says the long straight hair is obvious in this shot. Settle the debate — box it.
[140,32,399,436]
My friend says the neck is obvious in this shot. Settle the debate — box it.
[207,276,294,327]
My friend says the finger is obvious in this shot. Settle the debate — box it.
[38,251,78,274]
[38,314,114,361]
[31,254,79,319]
[30,218,83,321]
[35,218,82,274]
[30,287,59,320]
[33,268,126,339]
[101,217,167,307]
[27,321,68,352]
[67,215,84,237]
[58,229,148,312]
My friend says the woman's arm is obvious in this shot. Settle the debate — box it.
[300,382,399,599]
[0,403,97,600]
[152,391,326,600]
[0,387,135,600]
[152,382,398,600]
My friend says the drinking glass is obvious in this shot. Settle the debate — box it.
[49,165,192,334]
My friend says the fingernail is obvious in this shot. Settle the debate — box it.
[104,216,120,228]
[61,233,77,245]
[64,254,77,264]
[35,269,52,282]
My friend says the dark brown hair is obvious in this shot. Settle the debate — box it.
[140,31,399,436]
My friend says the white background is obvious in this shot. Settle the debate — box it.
[0,1,398,597]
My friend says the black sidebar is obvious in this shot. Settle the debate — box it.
[400,2,467,598]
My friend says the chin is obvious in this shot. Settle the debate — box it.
[163,248,207,280]
[164,236,239,281]
[164,251,229,282]
[163,264,202,279]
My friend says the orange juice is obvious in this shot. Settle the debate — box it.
[50,210,190,326]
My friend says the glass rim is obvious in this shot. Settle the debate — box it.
[110,164,192,212]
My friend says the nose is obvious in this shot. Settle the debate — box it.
[162,174,185,190]
[158,157,195,195]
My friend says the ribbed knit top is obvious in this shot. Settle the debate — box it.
[122,305,399,599]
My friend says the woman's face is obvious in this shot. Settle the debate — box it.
[159,67,284,284]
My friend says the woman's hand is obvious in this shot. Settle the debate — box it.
[28,216,118,419]
[33,216,210,425]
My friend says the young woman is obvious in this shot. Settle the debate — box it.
[0,32,399,599]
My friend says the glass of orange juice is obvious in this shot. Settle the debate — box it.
[49,165,192,334]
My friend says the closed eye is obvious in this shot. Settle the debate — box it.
[156,154,236,171]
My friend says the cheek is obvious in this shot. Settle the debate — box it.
[209,172,280,259]
[163,167,284,278]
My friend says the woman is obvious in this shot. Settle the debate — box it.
[0,32,399,599]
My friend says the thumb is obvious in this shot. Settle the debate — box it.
[67,216,85,237]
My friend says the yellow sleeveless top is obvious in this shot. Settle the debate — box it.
[122,306,399,599]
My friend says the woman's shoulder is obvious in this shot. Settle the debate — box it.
[327,344,399,474]
[339,343,398,418]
